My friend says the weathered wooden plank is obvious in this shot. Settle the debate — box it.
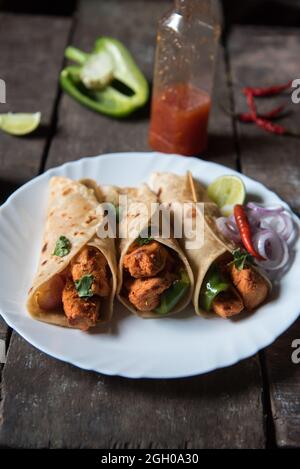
[265,320,300,448]
[0,333,264,449]
[0,13,71,370]
[207,47,237,168]
[46,0,165,168]
[47,0,235,170]
[228,26,300,213]
[0,3,266,449]
[0,318,8,363]
[229,26,300,448]
[0,13,72,201]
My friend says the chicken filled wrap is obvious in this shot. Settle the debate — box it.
[149,172,271,318]
[102,183,194,318]
[27,176,117,330]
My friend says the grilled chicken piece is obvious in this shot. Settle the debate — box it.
[71,246,110,297]
[123,241,168,278]
[62,279,100,331]
[127,274,173,311]
[212,289,244,318]
[229,264,269,310]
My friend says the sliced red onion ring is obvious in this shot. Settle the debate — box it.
[252,229,289,271]
[285,218,299,246]
[246,202,284,215]
[216,202,296,278]
[216,217,241,244]
[259,211,295,243]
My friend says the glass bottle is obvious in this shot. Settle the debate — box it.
[148,0,221,156]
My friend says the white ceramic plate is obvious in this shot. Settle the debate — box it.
[0,152,299,378]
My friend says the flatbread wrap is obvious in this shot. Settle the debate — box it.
[102,183,194,318]
[149,172,271,318]
[27,176,117,330]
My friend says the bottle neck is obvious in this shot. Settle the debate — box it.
[175,0,196,11]
[175,0,220,25]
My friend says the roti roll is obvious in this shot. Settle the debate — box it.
[27,176,117,330]
[103,183,194,318]
[149,172,271,318]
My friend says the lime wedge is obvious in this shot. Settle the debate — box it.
[0,112,41,136]
[207,175,246,216]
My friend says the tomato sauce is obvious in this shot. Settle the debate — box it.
[148,83,211,156]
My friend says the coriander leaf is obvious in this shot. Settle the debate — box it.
[135,235,153,246]
[75,275,94,298]
[53,236,71,257]
[228,248,254,271]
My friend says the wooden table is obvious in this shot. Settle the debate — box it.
[0,0,299,449]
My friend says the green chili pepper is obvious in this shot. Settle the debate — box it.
[60,37,149,118]
[199,266,230,312]
[154,270,190,315]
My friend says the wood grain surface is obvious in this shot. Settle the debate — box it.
[0,3,299,449]
[0,13,71,365]
[228,26,300,448]
[0,13,71,201]
[0,334,264,449]
[0,1,266,449]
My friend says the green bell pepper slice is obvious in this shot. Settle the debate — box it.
[154,270,190,315]
[60,37,149,118]
[199,266,230,312]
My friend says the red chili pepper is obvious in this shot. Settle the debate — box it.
[238,104,285,123]
[220,86,300,137]
[234,204,265,260]
[243,80,292,97]
[254,117,286,135]
[244,88,257,118]
[243,88,293,136]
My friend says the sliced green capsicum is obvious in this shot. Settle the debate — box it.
[60,37,149,118]
[154,270,190,315]
[199,266,230,312]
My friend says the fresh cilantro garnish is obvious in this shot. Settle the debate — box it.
[53,236,71,257]
[135,235,153,246]
[135,225,154,246]
[228,248,254,271]
[75,275,94,298]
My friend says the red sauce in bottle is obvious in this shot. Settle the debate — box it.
[148,83,211,156]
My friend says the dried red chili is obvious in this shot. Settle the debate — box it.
[243,80,292,97]
[243,87,299,136]
[220,81,299,137]
[221,104,285,123]
[238,105,285,123]
[253,117,286,135]
[244,88,257,118]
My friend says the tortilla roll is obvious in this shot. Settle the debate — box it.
[27,176,117,329]
[102,183,194,318]
[149,172,271,317]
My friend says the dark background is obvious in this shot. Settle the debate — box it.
[1,0,300,33]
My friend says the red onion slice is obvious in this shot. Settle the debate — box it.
[260,211,295,243]
[246,202,284,215]
[215,201,296,278]
[252,229,289,271]
[216,217,241,244]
